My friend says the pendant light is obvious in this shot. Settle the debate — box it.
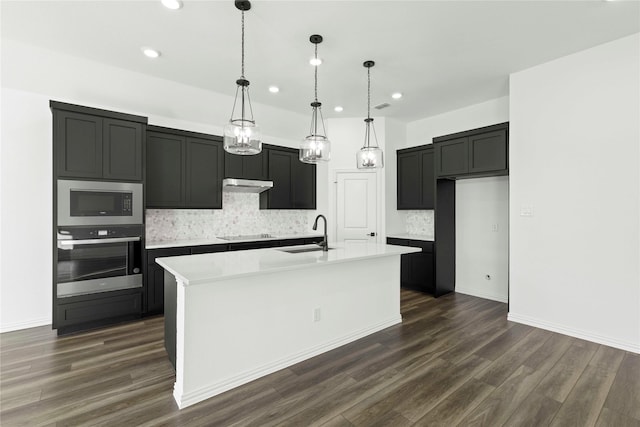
[357,60,384,169]
[223,0,261,155]
[300,35,331,163]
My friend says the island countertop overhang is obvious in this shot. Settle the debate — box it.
[156,242,421,286]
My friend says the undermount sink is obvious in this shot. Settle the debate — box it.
[278,246,333,254]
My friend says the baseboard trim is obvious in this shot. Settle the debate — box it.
[507,313,639,354]
[456,287,508,304]
[174,315,402,409]
[0,318,51,334]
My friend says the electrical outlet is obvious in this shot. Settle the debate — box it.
[485,274,491,280]
[313,307,321,322]
[491,224,499,232]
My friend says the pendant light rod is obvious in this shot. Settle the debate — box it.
[364,60,375,148]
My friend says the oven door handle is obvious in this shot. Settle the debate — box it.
[57,236,141,245]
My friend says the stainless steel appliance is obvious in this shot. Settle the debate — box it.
[56,225,143,298]
[57,179,143,226]
[222,178,273,193]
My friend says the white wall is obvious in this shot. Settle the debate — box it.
[0,40,313,332]
[509,33,640,353]
[405,97,510,302]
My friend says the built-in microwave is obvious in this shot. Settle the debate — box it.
[57,179,143,226]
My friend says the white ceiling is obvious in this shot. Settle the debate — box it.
[2,1,639,122]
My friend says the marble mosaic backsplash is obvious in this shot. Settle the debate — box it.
[145,192,311,241]
[405,210,435,237]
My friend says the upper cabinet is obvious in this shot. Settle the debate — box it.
[260,145,316,210]
[397,145,434,210]
[51,101,146,181]
[434,122,508,179]
[224,151,268,180]
[146,126,223,209]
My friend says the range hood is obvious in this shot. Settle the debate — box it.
[222,178,273,193]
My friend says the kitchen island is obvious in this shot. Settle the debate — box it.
[156,242,420,409]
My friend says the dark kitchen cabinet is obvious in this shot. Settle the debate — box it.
[224,150,268,180]
[397,145,435,209]
[260,146,316,210]
[434,122,508,179]
[387,238,437,295]
[51,101,145,181]
[145,126,224,209]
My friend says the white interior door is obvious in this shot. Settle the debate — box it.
[336,171,378,243]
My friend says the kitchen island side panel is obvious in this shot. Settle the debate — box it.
[172,255,401,409]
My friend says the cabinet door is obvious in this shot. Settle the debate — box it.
[397,151,420,209]
[146,132,185,207]
[103,118,143,181]
[292,160,316,209]
[420,148,435,209]
[265,149,293,209]
[55,111,103,178]
[242,151,268,180]
[224,152,244,178]
[185,137,223,209]
[436,137,468,177]
[468,129,507,174]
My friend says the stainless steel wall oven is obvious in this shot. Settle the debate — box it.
[57,225,143,297]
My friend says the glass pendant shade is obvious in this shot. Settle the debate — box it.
[300,101,331,163]
[357,118,383,169]
[300,35,330,164]
[300,135,331,163]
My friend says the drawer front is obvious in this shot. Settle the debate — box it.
[191,244,229,254]
[57,292,141,327]
[408,240,434,253]
[387,238,410,246]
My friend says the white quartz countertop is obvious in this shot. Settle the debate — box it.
[146,233,323,250]
[386,233,434,242]
[155,242,421,286]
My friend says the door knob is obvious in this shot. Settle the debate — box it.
[369,232,376,237]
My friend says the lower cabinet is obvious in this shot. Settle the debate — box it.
[387,238,442,296]
[144,237,322,315]
[56,290,142,335]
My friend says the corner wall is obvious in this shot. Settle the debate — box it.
[509,33,640,352]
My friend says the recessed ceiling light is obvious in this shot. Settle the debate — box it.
[269,86,280,93]
[334,106,343,112]
[161,0,183,10]
[309,58,322,66]
[391,92,403,100]
[142,47,161,58]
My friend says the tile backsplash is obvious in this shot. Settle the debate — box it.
[405,210,435,237]
[145,192,311,241]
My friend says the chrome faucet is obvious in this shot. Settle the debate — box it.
[312,214,329,251]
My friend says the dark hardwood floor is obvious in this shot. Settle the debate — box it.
[1,290,638,426]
